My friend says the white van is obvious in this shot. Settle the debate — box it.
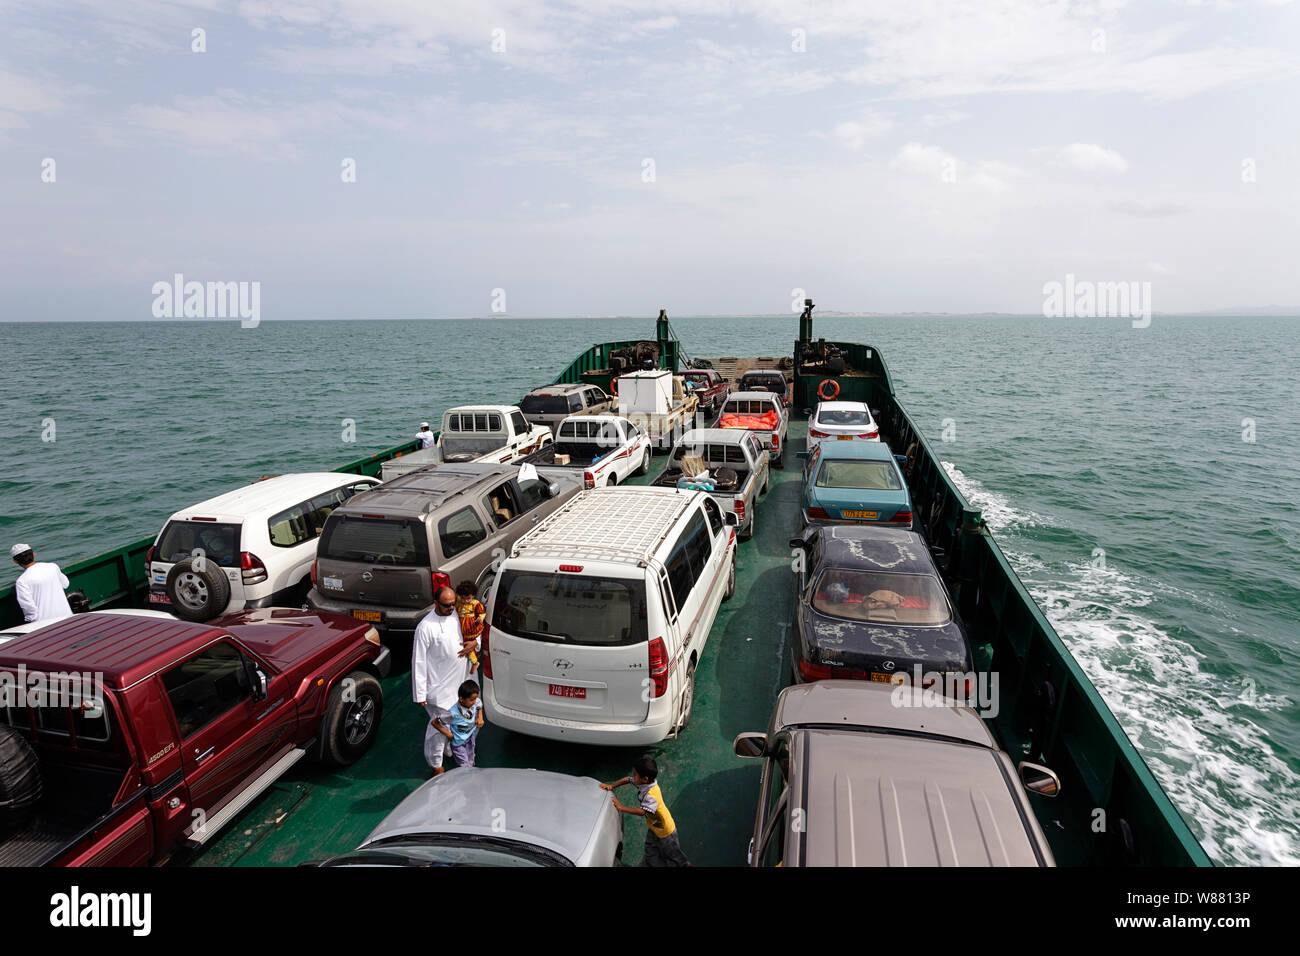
[482,486,738,746]
[147,473,379,622]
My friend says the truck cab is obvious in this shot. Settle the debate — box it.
[381,406,554,480]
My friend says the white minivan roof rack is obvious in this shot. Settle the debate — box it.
[512,487,695,567]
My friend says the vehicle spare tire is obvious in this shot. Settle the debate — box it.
[0,726,42,831]
[165,557,232,622]
[713,468,739,492]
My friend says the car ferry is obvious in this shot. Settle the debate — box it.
[0,304,1211,867]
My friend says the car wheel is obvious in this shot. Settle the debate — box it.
[675,661,697,733]
[723,553,736,601]
[739,500,756,541]
[636,449,651,476]
[0,725,42,832]
[321,670,384,767]
[165,557,231,622]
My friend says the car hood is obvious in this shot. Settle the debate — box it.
[361,768,610,863]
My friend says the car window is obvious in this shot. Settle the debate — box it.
[305,488,351,536]
[318,516,431,567]
[664,518,705,611]
[814,460,902,490]
[566,393,583,412]
[511,411,528,434]
[156,521,241,568]
[344,482,376,499]
[446,414,461,432]
[268,502,314,548]
[703,498,723,535]
[161,642,251,739]
[492,570,648,646]
[817,407,872,427]
[521,395,569,415]
[517,478,549,512]
[761,737,790,867]
[811,569,952,625]
[438,507,488,560]
[482,482,521,528]
[680,511,713,584]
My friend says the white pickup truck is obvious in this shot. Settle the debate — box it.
[615,369,700,452]
[717,391,790,468]
[522,415,653,488]
[381,405,552,480]
[651,428,770,540]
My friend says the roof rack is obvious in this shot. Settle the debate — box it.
[512,488,691,567]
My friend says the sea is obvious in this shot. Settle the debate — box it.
[0,314,1296,866]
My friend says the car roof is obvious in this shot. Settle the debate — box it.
[444,404,520,415]
[797,728,1047,866]
[772,680,993,746]
[527,384,587,396]
[739,369,785,378]
[511,486,698,567]
[345,463,525,515]
[812,440,895,461]
[811,525,936,576]
[814,401,871,413]
[728,391,783,402]
[0,609,175,644]
[361,767,607,862]
[168,473,370,522]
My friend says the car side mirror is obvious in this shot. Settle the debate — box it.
[894,455,907,465]
[1018,762,1061,798]
[547,481,561,498]
[724,513,739,527]
[733,732,767,758]
[788,537,807,550]
[245,659,268,702]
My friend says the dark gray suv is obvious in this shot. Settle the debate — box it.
[307,463,583,638]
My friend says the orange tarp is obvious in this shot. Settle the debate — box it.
[718,410,780,431]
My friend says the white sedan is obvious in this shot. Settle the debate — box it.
[807,401,881,454]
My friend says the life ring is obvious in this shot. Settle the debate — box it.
[817,378,840,401]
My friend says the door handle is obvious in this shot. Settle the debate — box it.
[531,515,540,523]
[195,746,214,762]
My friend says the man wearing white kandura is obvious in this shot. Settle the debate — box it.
[412,586,478,774]
[10,542,74,625]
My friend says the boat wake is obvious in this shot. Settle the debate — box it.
[943,462,1300,866]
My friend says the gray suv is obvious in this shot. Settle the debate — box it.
[733,681,1061,866]
[519,383,614,435]
[307,463,583,638]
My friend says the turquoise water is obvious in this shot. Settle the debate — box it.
[1,315,1296,865]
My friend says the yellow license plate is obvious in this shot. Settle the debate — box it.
[843,510,878,519]
[351,609,382,622]
[869,672,894,683]
[836,435,854,440]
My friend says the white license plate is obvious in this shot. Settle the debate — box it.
[323,576,343,590]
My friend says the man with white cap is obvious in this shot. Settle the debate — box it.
[10,543,74,625]
[415,422,436,449]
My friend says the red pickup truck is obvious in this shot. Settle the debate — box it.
[0,608,389,866]
[681,368,730,418]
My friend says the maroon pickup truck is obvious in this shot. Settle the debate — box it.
[0,608,389,866]
[682,368,730,417]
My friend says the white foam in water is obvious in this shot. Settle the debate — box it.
[943,462,1300,866]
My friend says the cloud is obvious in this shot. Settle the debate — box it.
[1110,199,1190,217]
[889,142,1016,192]
[1146,261,1176,275]
[0,69,64,113]
[1055,143,1129,174]
[833,112,892,149]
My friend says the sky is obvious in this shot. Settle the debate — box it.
[1,0,1298,320]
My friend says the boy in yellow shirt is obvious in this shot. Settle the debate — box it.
[601,755,692,867]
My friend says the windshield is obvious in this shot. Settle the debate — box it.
[156,521,241,567]
[814,459,901,490]
[318,516,430,566]
[492,570,647,646]
[520,395,572,415]
[811,570,951,625]
[740,374,786,394]
[324,836,571,867]
[816,407,872,427]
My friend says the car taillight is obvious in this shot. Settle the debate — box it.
[809,428,828,438]
[481,623,492,680]
[805,507,829,520]
[771,434,780,449]
[734,498,745,521]
[584,471,595,490]
[559,564,584,572]
[860,431,878,439]
[240,551,268,585]
[310,560,317,586]
[798,658,836,681]
[889,510,913,524]
[432,571,451,591]
[648,637,669,698]
[145,545,156,574]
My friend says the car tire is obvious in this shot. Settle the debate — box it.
[636,449,651,476]
[0,725,42,833]
[739,500,756,541]
[723,553,736,601]
[675,661,697,733]
[165,557,232,622]
[761,471,769,495]
[321,670,384,767]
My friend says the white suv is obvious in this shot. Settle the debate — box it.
[147,473,379,622]
[482,486,738,746]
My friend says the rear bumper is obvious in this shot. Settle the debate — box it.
[483,683,673,746]
[306,590,428,638]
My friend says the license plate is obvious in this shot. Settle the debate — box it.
[351,609,382,622]
[869,672,894,683]
[323,576,343,590]
[147,592,171,605]
[843,510,878,519]
[548,684,586,699]
[837,435,854,440]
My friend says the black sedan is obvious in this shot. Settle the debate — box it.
[788,525,973,693]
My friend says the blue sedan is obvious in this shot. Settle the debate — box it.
[799,439,913,528]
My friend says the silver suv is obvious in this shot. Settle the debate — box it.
[307,463,583,638]
[733,680,1061,866]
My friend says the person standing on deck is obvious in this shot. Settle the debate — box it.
[10,543,74,625]
[602,755,692,867]
[412,586,476,774]
[416,422,436,449]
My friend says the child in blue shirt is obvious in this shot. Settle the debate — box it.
[433,679,485,768]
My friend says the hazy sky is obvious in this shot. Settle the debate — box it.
[2,0,1298,320]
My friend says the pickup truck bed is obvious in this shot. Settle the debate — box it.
[525,442,606,468]
[0,763,126,866]
[651,467,752,492]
